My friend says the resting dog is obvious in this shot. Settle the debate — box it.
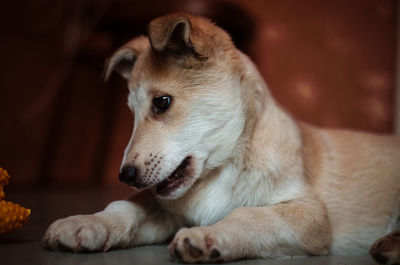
[43,13,400,264]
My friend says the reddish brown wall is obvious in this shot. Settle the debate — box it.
[241,0,396,131]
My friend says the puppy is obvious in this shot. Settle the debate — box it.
[43,13,400,264]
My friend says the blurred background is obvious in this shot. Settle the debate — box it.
[0,0,398,188]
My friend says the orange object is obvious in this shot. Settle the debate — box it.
[0,187,4,200]
[0,168,10,187]
[0,201,31,234]
[0,167,31,235]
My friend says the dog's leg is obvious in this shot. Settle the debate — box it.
[43,191,177,252]
[370,230,400,265]
[169,196,331,263]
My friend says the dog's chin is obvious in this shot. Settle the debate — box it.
[153,156,197,200]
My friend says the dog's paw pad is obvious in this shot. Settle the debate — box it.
[370,231,400,265]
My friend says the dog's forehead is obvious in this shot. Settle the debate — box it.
[126,58,177,112]
[128,49,170,88]
[129,53,207,95]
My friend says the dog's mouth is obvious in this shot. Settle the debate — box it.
[156,156,192,197]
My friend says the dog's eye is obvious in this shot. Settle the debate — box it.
[153,96,171,114]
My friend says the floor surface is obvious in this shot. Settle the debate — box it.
[1,187,378,265]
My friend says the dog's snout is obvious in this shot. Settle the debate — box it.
[119,165,138,186]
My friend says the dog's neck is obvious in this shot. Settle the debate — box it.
[233,53,304,180]
[159,53,308,226]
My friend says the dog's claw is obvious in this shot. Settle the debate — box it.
[210,249,221,259]
[174,248,183,260]
[184,237,204,259]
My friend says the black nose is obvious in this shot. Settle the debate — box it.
[119,165,138,186]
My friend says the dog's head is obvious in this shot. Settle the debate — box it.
[105,13,248,199]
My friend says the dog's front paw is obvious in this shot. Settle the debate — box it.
[169,227,227,263]
[43,215,111,252]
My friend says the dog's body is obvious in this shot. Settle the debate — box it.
[44,13,400,263]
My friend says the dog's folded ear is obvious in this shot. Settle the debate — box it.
[148,13,208,65]
[104,35,148,81]
[148,13,192,52]
[104,47,136,81]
